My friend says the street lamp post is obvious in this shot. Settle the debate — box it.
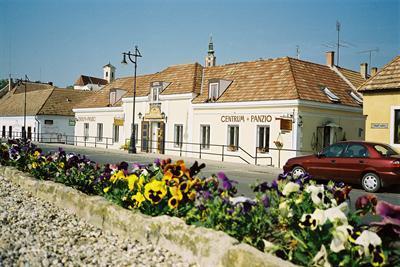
[121,46,142,154]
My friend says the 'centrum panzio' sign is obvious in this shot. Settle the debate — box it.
[220,115,273,123]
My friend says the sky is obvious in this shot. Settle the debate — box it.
[0,0,399,88]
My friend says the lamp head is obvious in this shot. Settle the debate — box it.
[121,53,128,64]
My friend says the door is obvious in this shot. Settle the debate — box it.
[141,121,149,152]
[158,122,165,154]
[151,122,160,153]
[27,127,32,140]
[335,143,370,182]
[307,143,347,180]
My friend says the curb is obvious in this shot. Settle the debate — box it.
[0,165,297,267]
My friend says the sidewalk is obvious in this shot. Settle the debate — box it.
[35,142,283,176]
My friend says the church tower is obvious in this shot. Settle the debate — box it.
[205,35,216,67]
[103,62,116,83]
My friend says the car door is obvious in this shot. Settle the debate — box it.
[335,143,370,183]
[307,143,347,180]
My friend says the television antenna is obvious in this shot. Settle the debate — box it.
[321,21,355,67]
[357,48,379,73]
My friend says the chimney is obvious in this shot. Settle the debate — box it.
[8,76,12,92]
[371,67,378,76]
[360,63,368,79]
[326,51,335,67]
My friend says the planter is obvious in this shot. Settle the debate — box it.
[0,165,297,267]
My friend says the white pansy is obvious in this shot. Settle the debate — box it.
[311,245,331,267]
[141,169,149,176]
[282,182,300,196]
[279,201,292,217]
[354,230,382,256]
[306,184,325,206]
[330,225,353,253]
[312,208,327,226]
[262,239,279,253]
[230,196,252,205]
[324,204,348,225]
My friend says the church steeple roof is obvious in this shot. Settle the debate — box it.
[208,35,214,55]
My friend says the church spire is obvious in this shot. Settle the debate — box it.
[205,35,216,67]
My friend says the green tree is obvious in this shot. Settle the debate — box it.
[0,79,8,89]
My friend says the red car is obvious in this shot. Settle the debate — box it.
[283,141,400,192]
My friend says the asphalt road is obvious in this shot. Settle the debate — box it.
[37,143,400,208]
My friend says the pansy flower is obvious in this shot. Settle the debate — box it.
[354,230,385,266]
[311,245,331,267]
[131,192,146,208]
[144,180,167,204]
[330,225,353,252]
[168,196,179,209]
[282,182,300,196]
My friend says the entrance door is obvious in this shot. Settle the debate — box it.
[151,122,160,153]
[158,122,165,154]
[141,121,149,152]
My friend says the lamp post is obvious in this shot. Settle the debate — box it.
[121,45,142,154]
[16,75,29,142]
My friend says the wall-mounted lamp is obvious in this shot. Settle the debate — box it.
[138,112,142,119]
[161,112,167,122]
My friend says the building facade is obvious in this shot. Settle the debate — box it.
[358,56,400,150]
[73,45,366,167]
[0,82,94,142]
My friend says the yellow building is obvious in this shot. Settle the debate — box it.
[358,56,400,150]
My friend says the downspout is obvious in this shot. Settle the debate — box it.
[34,116,40,142]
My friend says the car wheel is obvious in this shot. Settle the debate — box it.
[361,173,381,193]
[292,166,306,178]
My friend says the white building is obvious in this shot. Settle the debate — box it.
[73,63,115,91]
[0,82,94,143]
[73,41,367,167]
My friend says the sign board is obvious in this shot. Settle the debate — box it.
[68,119,76,126]
[76,116,96,122]
[220,114,273,123]
[114,118,124,126]
[371,123,388,129]
[280,118,293,131]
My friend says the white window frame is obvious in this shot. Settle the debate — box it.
[257,125,270,153]
[227,125,239,151]
[174,124,183,147]
[151,86,161,102]
[84,123,89,141]
[113,124,120,143]
[209,83,219,100]
[390,106,400,148]
[200,125,210,149]
[97,123,103,142]
[323,87,340,102]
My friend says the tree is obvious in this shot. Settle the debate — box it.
[0,79,8,89]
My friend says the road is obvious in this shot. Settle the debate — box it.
[38,143,400,207]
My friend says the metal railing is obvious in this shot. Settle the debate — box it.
[1,131,313,167]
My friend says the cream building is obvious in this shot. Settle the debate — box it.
[358,55,400,151]
[73,42,367,167]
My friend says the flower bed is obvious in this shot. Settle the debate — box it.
[0,139,399,266]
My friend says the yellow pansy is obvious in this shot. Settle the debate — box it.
[127,174,138,191]
[33,151,41,157]
[103,186,110,193]
[32,162,38,169]
[131,192,146,208]
[144,180,167,204]
[168,196,179,209]
[58,162,65,168]
[169,186,183,201]
[110,170,126,183]
[188,190,196,201]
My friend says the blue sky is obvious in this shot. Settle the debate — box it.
[0,0,399,87]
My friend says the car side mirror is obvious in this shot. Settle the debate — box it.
[316,152,325,158]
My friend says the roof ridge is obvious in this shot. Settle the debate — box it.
[37,87,56,115]
[286,57,300,100]
[358,55,400,91]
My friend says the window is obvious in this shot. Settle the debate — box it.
[323,87,340,102]
[394,110,400,144]
[322,143,346,157]
[44,120,53,125]
[200,125,210,149]
[8,126,12,138]
[113,125,120,143]
[27,127,32,140]
[350,91,363,105]
[84,123,89,141]
[2,126,5,138]
[97,123,103,142]
[131,123,138,144]
[257,126,270,153]
[152,87,161,102]
[343,144,369,158]
[174,124,183,147]
[227,125,239,151]
[106,71,108,78]
[209,83,219,100]
[374,144,398,157]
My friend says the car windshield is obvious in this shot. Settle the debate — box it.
[373,144,399,157]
